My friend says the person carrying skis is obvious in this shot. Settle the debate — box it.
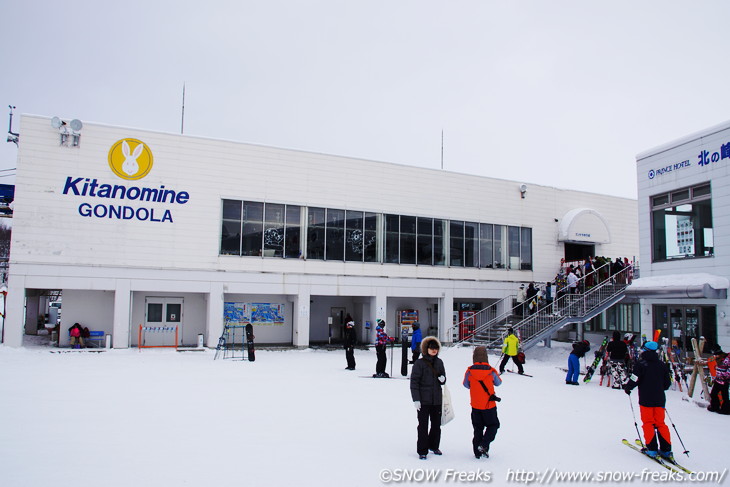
[606,331,629,389]
[566,339,590,385]
[708,345,730,415]
[343,320,356,370]
[410,322,423,364]
[624,341,673,459]
[498,328,524,375]
[463,346,502,459]
[410,337,446,460]
[373,320,394,378]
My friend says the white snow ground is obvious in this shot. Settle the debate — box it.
[0,339,726,487]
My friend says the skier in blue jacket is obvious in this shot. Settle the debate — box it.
[410,322,423,364]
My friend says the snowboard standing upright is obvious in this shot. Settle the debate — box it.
[245,323,255,362]
[584,336,608,382]
[401,327,409,376]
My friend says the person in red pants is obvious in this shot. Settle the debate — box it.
[624,341,672,460]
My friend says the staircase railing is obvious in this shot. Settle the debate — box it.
[452,263,632,351]
[446,294,517,342]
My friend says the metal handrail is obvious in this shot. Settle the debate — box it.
[453,264,632,350]
[446,294,516,342]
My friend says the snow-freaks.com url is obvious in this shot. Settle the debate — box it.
[377,467,728,484]
[505,467,728,484]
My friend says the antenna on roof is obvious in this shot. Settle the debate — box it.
[181,83,186,134]
[7,105,19,146]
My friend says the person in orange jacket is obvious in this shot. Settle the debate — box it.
[463,346,502,459]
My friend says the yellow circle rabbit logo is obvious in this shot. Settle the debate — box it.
[108,138,153,180]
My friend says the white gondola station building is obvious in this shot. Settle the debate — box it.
[3,115,639,349]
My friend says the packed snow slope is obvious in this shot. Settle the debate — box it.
[0,341,726,487]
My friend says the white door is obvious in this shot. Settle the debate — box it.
[144,297,184,345]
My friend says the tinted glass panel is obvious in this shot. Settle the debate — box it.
[464,222,478,268]
[479,223,493,268]
[326,209,345,261]
[417,217,433,265]
[385,214,399,263]
[450,221,464,266]
[307,207,325,260]
[345,211,364,262]
[433,219,446,266]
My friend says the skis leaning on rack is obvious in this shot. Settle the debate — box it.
[622,439,692,474]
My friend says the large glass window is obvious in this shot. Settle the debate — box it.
[520,227,532,270]
[221,200,242,255]
[433,219,446,266]
[325,209,345,261]
[464,222,479,268]
[364,212,378,262]
[307,207,325,260]
[651,183,713,262]
[345,211,364,262]
[385,214,400,264]
[263,203,285,257]
[450,221,464,266]
[493,225,506,269]
[221,200,532,270]
[284,206,301,258]
[242,202,263,256]
[400,216,417,265]
[417,217,433,265]
[479,223,493,268]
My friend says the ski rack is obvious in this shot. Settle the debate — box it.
[214,323,249,360]
[138,325,178,351]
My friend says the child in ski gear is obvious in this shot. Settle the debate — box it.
[708,345,730,415]
[373,320,394,378]
[410,322,423,364]
[343,321,356,370]
[463,346,502,458]
[410,337,446,459]
[68,323,85,348]
[606,331,629,388]
[566,339,590,385]
[624,341,672,459]
[498,328,524,375]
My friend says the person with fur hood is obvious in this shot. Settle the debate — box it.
[410,336,447,460]
[463,346,502,459]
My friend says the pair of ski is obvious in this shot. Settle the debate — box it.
[622,439,691,474]
[504,369,533,377]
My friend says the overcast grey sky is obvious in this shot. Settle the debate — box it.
[2,0,730,199]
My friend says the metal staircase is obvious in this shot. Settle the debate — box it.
[450,263,632,352]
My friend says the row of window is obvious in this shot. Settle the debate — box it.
[651,183,713,262]
[220,200,533,269]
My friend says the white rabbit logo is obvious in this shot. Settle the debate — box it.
[121,140,144,176]
[109,138,153,180]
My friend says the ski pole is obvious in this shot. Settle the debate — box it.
[664,408,690,457]
[628,394,645,449]
[389,340,393,377]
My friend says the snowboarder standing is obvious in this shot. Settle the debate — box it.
[410,337,446,460]
[624,341,673,459]
[708,345,730,415]
[606,330,629,388]
[410,322,423,364]
[343,320,356,370]
[498,328,524,375]
[566,339,590,385]
[373,320,394,378]
[463,346,502,459]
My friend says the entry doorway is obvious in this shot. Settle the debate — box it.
[652,305,717,354]
[329,307,347,343]
[144,297,184,345]
[564,243,595,263]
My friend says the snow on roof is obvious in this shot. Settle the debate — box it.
[629,273,729,290]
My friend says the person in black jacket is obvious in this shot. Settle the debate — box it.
[606,331,629,389]
[343,321,356,370]
[624,341,672,459]
[566,339,590,385]
[410,336,446,460]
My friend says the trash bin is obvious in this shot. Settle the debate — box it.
[197,334,204,348]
